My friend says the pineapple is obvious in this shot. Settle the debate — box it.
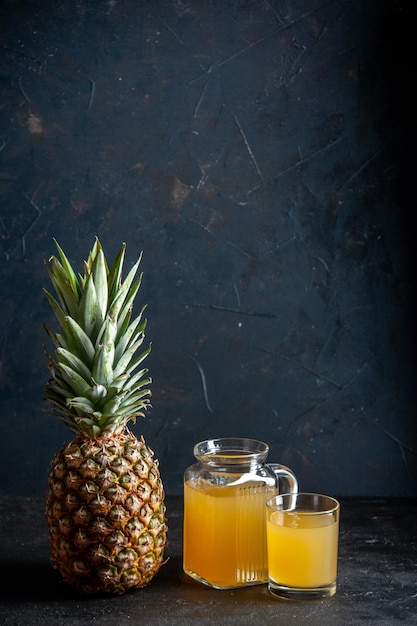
[43,238,167,594]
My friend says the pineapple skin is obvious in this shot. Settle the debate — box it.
[46,431,168,594]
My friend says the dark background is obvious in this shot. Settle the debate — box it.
[1,0,415,498]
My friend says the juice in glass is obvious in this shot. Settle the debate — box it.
[184,478,277,588]
[266,493,340,599]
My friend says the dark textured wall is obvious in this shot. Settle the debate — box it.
[1,0,415,497]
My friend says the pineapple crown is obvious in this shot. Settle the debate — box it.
[43,238,152,438]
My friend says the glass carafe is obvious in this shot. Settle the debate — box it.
[183,437,298,589]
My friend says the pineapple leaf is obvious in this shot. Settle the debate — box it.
[114,310,146,363]
[107,243,127,304]
[124,343,152,376]
[52,238,81,302]
[46,400,74,419]
[95,315,118,348]
[66,396,97,415]
[83,237,101,275]
[45,380,73,402]
[113,333,150,379]
[122,368,150,391]
[64,316,95,367]
[100,394,124,415]
[58,362,91,396]
[86,382,108,403]
[91,342,115,387]
[108,257,142,321]
[56,347,92,383]
[78,272,100,339]
[72,419,102,438]
[43,323,66,350]
[88,237,102,267]
[47,261,79,319]
[109,373,130,389]
[92,247,109,320]
[116,274,143,335]
[119,389,151,411]
[43,289,66,331]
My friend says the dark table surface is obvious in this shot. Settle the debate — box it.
[0,496,416,625]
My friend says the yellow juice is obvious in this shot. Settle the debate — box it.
[267,510,339,588]
[184,479,277,588]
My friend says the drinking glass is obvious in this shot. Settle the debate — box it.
[266,492,340,599]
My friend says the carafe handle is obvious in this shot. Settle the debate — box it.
[267,463,298,495]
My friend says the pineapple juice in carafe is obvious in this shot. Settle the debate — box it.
[183,438,298,589]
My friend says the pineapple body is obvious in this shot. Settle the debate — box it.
[46,432,167,594]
